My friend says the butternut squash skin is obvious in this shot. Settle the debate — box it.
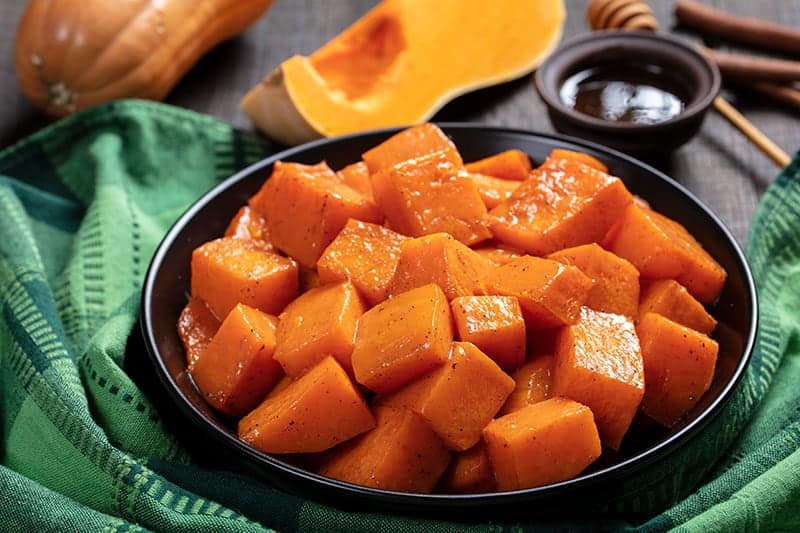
[14,0,274,116]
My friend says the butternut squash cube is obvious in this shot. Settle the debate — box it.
[224,205,274,252]
[274,281,367,377]
[548,243,640,318]
[318,406,450,493]
[361,123,462,174]
[437,442,496,494]
[381,341,514,451]
[637,313,719,427]
[238,356,374,453]
[483,397,601,491]
[351,284,453,394]
[450,295,526,371]
[370,151,492,245]
[486,256,594,329]
[336,161,374,201]
[250,161,383,268]
[473,243,525,266]
[177,297,219,367]
[316,219,408,306]
[639,279,717,334]
[389,233,491,301]
[499,354,553,415]
[464,149,532,181]
[191,237,298,320]
[548,149,608,173]
[467,172,521,208]
[190,304,283,417]
[489,158,632,255]
[603,205,726,304]
[552,307,644,450]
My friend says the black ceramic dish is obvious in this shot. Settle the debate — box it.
[535,31,721,156]
[141,125,756,519]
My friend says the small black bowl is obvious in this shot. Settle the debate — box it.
[535,31,721,156]
[141,125,756,519]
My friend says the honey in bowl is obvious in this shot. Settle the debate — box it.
[559,64,689,125]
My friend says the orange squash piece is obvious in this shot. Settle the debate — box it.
[489,158,632,255]
[437,442,496,494]
[274,281,367,377]
[467,172,521,208]
[370,151,492,245]
[224,206,274,252]
[499,354,553,415]
[483,397,601,491]
[464,149,532,181]
[177,297,220,367]
[548,149,608,173]
[637,313,719,427]
[381,341,514,450]
[639,279,717,335]
[336,161,374,201]
[318,406,450,493]
[238,356,375,453]
[190,304,283,417]
[316,219,408,306]
[351,284,453,394]
[389,233,491,301]
[486,256,594,329]
[361,123,462,173]
[552,307,644,450]
[548,243,640,318]
[191,237,298,320]
[602,204,726,304]
[250,161,383,268]
[473,243,526,266]
[450,295,526,371]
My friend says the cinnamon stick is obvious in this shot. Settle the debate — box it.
[675,0,800,56]
[701,47,800,83]
[742,82,800,113]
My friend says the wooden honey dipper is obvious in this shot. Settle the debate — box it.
[585,0,791,168]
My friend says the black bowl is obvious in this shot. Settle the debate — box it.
[534,31,721,157]
[141,125,756,518]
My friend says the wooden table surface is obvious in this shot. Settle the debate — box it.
[1,0,798,246]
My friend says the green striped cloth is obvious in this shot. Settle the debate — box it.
[0,100,798,532]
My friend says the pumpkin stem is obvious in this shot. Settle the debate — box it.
[48,82,77,112]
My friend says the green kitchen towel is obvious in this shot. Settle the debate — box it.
[0,100,798,532]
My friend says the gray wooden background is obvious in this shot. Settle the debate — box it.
[1,0,798,246]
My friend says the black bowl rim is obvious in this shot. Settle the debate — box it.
[141,123,757,508]
[534,30,722,132]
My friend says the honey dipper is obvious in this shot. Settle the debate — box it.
[585,0,790,168]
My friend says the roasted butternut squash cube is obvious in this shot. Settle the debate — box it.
[489,158,632,255]
[238,356,374,453]
[336,161,374,201]
[190,304,283,417]
[473,243,525,266]
[603,205,726,304]
[483,397,601,491]
[450,295,526,371]
[464,149,532,181]
[351,284,453,394]
[250,161,383,268]
[548,243,640,318]
[316,219,408,306]
[318,406,450,493]
[548,149,608,173]
[486,256,593,329]
[191,237,298,320]
[389,233,491,301]
[361,123,462,174]
[639,279,717,334]
[637,313,719,427]
[381,341,514,451]
[437,442,496,494]
[370,151,492,245]
[274,281,367,377]
[552,307,644,450]
[499,354,553,415]
[177,297,219,367]
[224,206,274,252]
[467,172,521,208]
